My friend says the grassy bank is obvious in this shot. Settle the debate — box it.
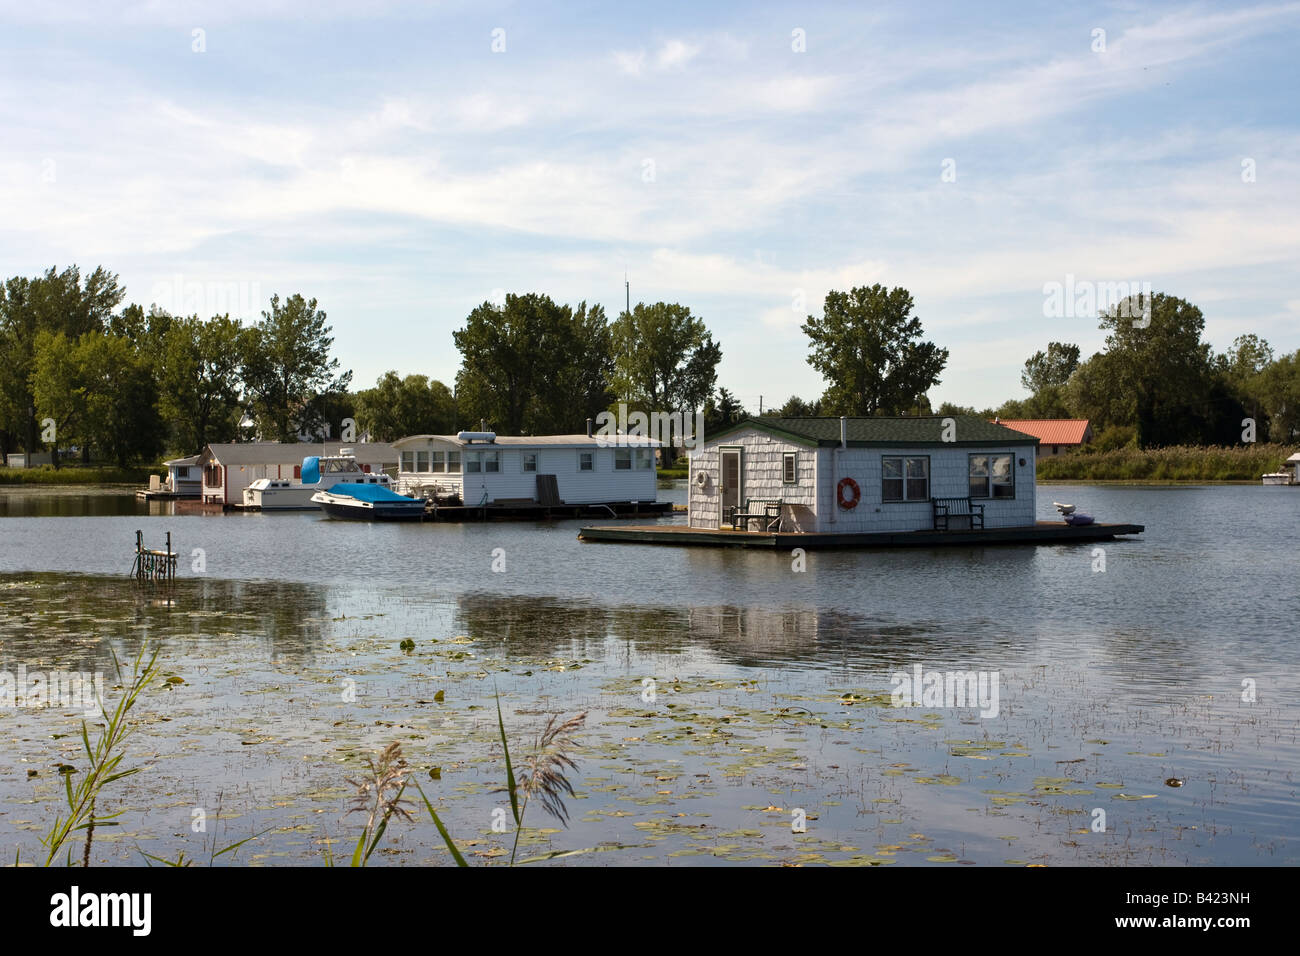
[0,464,164,485]
[657,466,689,480]
[1037,443,1296,482]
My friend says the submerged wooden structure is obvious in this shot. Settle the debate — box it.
[577,520,1145,550]
[131,530,178,580]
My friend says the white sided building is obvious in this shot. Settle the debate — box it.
[198,441,398,505]
[392,430,659,506]
[688,416,1040,533]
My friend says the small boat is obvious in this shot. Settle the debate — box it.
[1054,501,1094,525]
[244,451,391,510]
[1261,454,1300,486]
[311,483,426,521]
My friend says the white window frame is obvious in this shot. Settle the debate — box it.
[969,453,1015,499]
[782,451,797,484]
[578,451,594,472]
[614,448,632,470]
[882,455,930,502]
[522,451,537,473]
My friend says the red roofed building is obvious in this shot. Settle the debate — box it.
[992,419,1093,457]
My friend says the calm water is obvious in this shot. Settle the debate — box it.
[0,482,1296,866]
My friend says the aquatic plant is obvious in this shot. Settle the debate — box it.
[41,644,161,867]
[345,741,415,867]
[416,695,587,867]
[1038,442,1298,482]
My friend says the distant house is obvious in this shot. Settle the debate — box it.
[689,416,1040,533]
[993,419,1092,457]
[392,430,659,506]
[198,442,398,505]
[163,455,202,497]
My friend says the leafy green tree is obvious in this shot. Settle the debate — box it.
[1021,342,1081,393]
[1221,333,1274,431]
[240,294,352,443]
[0,265,124,458]
[771,395,823,417]
[455,294,613,435]
[1095,292,1236,446]
[1258,350,1300,441]
[800,284,948,416]
[356,372,457,441]
[703,387,748,436]
[32,330,163,466]
[157,313,245,454]
[610,301,720,463]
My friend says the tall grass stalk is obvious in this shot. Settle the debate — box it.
[42,645,160,866]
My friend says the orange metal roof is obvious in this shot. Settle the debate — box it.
[991,419,1091,445]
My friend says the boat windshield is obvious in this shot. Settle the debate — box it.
[319,458,363,475]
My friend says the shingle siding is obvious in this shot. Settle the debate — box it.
[690,425,1037,533]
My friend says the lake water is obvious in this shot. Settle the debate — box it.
[0,481,1296,866]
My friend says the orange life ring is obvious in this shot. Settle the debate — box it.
[837,476,861,509]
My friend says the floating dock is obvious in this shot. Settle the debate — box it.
[425,500,673,522]
[577,520,1145,549]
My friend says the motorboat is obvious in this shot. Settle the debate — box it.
[1261,454,1300,486]
[311,483,426,521]
[243,451,391,510]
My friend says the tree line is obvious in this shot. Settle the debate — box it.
[3,267,1294,467]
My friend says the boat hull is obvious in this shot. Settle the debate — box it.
[312,489,425,521]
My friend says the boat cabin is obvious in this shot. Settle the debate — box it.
[688,416,1040,533]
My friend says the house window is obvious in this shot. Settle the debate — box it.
[615,448,632,470]
[782,452,797,484]
[635,448,654,470]
[416,451,429,473]
[400,451,414,473]
[484,451,500,473]
[431,450,445,473]
[465,452,481,473]
[579,452,594,472]
[523,452,537,472]
[969,454,1015,498]
[882,456,929,502]
[447,451,461,473]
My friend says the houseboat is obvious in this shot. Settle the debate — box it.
[243,451,393,510]
[1261,453,1300,485]
[137,454,202,499]
[579,415,1144,548]
[391,426,668,519]
[198,441,397,507]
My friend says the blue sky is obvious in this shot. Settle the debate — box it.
[2,0,1298,411]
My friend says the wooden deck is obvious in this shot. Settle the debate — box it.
[577,520,1145,549]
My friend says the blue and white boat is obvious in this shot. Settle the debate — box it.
[243,451,391,511]
[311,482,426,521]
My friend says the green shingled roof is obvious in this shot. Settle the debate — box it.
[706,416,1040,447]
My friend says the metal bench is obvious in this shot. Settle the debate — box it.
[932,496,984,531]
[729,497,783,532]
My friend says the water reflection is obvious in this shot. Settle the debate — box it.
[0,573,329,669]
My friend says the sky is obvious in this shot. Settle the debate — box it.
[2,0,1298,413]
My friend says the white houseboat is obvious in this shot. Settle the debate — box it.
[687,415,1040,532]
[392,428,660,510]
[243,451,395,510]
